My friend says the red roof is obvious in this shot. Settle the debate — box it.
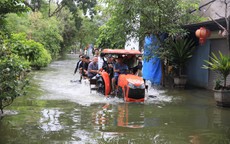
[101,49,142,55]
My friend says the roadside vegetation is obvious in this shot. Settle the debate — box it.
[0,0,99,114]
[0,0,206,114]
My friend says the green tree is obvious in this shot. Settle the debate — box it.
[97,0,203,49]
[76,17,100,50]
[96,17,126,48]
[5,12,63,59]
[0,0,28,18]
[6,33,52,69]
[51,0,97,54]
[0,0,30,115]
[97,0,204,85]
[0,39,30,114]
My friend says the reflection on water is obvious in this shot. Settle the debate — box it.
[39,109,64,132]
[93,103,145,131]
[1,54,230,144]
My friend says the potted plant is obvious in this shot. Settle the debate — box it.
[169,38,195,87]
[203,51,230,107]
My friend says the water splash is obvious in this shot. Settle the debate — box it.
[37,58,123,106]
[37,55,175,106]
[144,81,176,104]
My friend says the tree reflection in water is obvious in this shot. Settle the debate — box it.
[39,109,64,132]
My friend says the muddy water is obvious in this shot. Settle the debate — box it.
[0,54,230,144]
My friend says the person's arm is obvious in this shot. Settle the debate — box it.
[113,64,120,73]
[74,65,78,74]
[89,69,99,74]
[74,60,81,74]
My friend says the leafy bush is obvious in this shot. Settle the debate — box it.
[5,12,63,59]
[30,43,52,69]
[169,38,195,77]
[0,44,30,114]
[27,12,63,59]
[6,33,52,69]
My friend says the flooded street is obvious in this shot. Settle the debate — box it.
[1,54,230,144]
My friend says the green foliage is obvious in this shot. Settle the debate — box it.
[0,0,28,18]
[96,19,126,48]
[57,8,79,54]
[60,0,97,17]
[97,0,205,51]
[95,1,131,48]
[169,38,195,76]
[170,39,195,69]
[214,78,223,90]
[0,0,29,31]
[7,33,39,62]
[58,8,100,53]
[31,44,51,69]
[0,42,30,114]
[0,0,31,114]
[203,51,230,89]
[4,0,99,57]
[45,0,98,54]
[101,0,203,40]
[6,33,51,69]
[4,13,29,33]
[27,12,63,59]
[5,12,63,59]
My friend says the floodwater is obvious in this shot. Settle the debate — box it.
[1,54,230,144]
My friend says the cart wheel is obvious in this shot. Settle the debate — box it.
[117,86,123,98]
[97,81,105,95]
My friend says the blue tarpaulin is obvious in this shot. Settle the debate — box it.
[142,35,162,85]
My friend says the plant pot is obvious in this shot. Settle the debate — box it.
[213,90,230,107]
[174,76,187,88]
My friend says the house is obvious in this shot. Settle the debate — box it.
[184,18,230,89]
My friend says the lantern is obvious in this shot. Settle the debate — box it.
[195,27,211,44]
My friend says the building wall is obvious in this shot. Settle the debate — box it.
[187,40,210,88]
[187,37,230,89]
[200,0,228,19]
[209,38,230,89]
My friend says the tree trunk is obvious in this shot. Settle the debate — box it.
[224,76,227,88]
[0,99,3,114]
[227,22,230,55]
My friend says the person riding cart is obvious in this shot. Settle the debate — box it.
[87,57,99,79]
[111,56,129,95]
[90,49,146,102]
